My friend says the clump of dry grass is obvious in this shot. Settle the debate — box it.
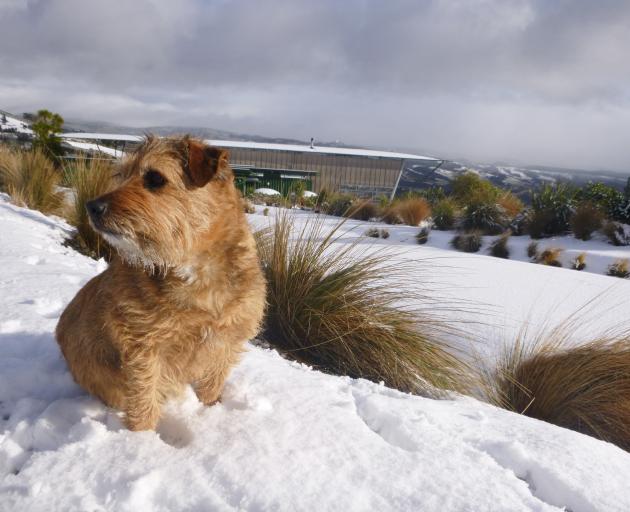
[526,241,538,259]
[396,197,431,226]
[451,232,482,253]
[607,259,630,278]
[572,253,587,271]
[483,325,630,451]
[571,201,603,241]
[489,232,510,259]
[415,226,430,245]
[255,212,475,396]
[497,191,524,219]
[0,147,63,214]
[63,155,114,259]
[537,247,563,267]
[345,199,377,221]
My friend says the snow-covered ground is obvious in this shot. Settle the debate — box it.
[2,195,630,511]
[0,113,32,135]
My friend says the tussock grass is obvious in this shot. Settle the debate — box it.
[526,241,539,259]
[255,212,475,396]
[451,232,482,253]
[345,199,377,221]
[63,155,114,259]
[571,202,603,241]
[537,247,563,267]
[607,259,630,278]
[415,226,430,245]
[497,191,524,219]
[396,197,431,226]
[483,323,630,451]
[0,147,63,214]
[489,232,510,259]
[572,253,586,271]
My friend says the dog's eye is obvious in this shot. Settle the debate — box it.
[144,169,167,190]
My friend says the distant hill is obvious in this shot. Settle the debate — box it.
[399,159,629,199]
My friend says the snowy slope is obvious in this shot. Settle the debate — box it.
[0,113,32,135]
[1,196,630,511]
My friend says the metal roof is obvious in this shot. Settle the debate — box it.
[59,132,439,161]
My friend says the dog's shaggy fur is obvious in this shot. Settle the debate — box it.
[56,136,266,431]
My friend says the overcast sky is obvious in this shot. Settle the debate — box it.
[1,0,629,171]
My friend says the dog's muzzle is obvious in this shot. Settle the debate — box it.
[86,198,108,226]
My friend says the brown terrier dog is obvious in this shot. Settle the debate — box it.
[56,136,266,431]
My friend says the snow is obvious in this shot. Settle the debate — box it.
[1,195,630,511]
[63,140,124,159]
[253,187,281,196]
[0,113,32,135]
[303,190,318,198]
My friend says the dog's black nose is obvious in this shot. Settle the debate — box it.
[86,199,108,219]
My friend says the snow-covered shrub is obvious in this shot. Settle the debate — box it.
[364,227,380,238]
[529,184,576,238]
[489,233,510,259]
[431,198,457,230]
[570,202,603,241]
[462,201,509,235]
[379,228,390,239]
[607,259,630,279]
[451,232,482,253]
[603,221,630,246]
[0,147,63,215]
[415,226,430,244]
[254,213,475,395]
[579,182,630,223]
[263,207,270,216]
[63,155,114,260]
[509,210,530,236]
[484,333,630,451]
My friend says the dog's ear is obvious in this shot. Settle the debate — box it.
[186,140,229,187]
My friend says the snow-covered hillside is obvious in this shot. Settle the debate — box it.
[0,112,32,135]
[1,196,630,511]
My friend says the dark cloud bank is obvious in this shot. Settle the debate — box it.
[1,0,629,171]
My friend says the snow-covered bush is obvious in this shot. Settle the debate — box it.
[529,184,576,238]
[462,201,509,235]
[603,221,630,246]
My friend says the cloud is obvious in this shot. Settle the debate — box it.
[1,0,629,170]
